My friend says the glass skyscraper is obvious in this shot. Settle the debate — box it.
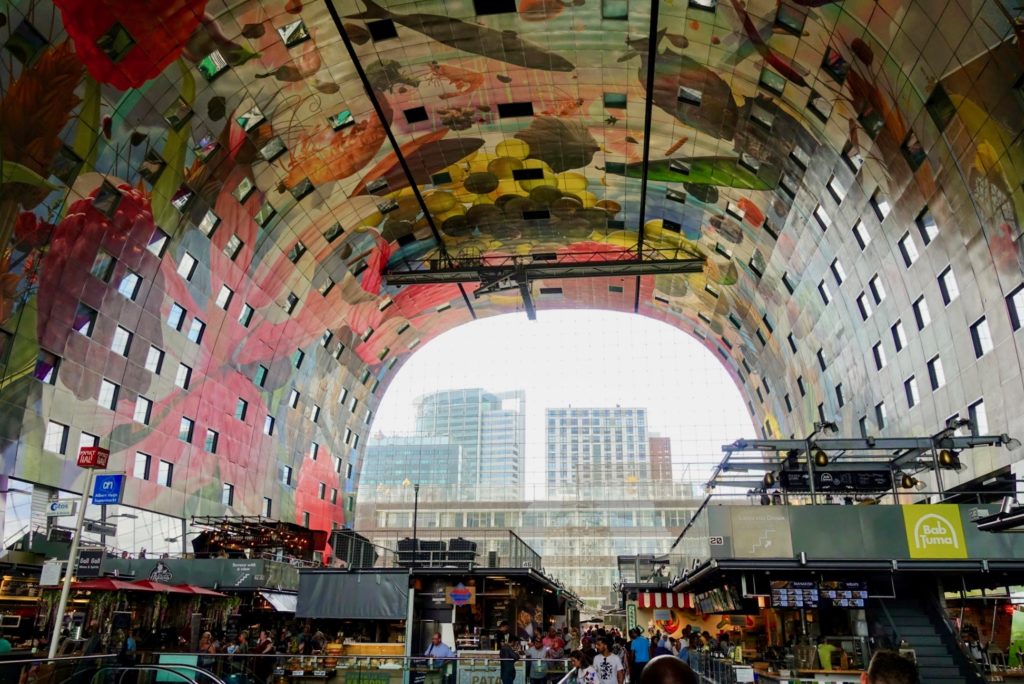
[545,406,649,496]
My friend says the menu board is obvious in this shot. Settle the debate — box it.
[770,581,819,608]
[820,581,868,608]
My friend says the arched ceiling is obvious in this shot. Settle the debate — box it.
[1,0,1022,523]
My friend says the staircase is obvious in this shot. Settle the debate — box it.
[881,599,984,684]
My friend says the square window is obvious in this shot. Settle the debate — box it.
[145,346,165,374]
[289,389,300,408]
[813,205,831,231]
[255,365,268,387]
[857,293,872,321]
[367,18,399,41]
[970,317,993,358]
[290,178,314,201]
[280,464,292,486]
[969,399,988,435]
[285,292,299,314]
[255,201,276,227]
[44,421,68,454]
[139,151,166,186]
[197,50,229,81]
[318,278,336,296]
[603,93,627,109]
[868,275,886,304]
[288,241,307,263]
[157,459,174,487]
[677,86,702,106]
[1007,284,1024,331]
[826,176,845,203]
[797,376,806,397]
[92,181,122,217]
[913,296,931,330]
[402,106,428,124]
[278,18,310,47]
[197,210,220,236]
[925,83,956,131]
[784,394,792,413]
[875,402,887,429]
[822,46,849,83]
[904,376,920,408]
[205,429,219,453]
[5,19,49,65]
[235,398,249,421]
[310,442,319,461]
[818,280,831,305]
[187,318,206,343]
[310,404,321,422]
[32,350,58,383]
[162,97,194,131]
[216,285,234,310]
[224,234,244,260]
[78,431,98,451]
[134,396,153,425]
[852,221,871,250]
[328,110,354,130]
[872,341,886,370]
[111,326,133,356]
[134,452,151,480]
[830,258,846,286]
[323,222,344,243]
[147,229,170,257]
[175,363,192,390]
[917,208,939,245]
[835,383,844,407]
[318,482,326,500]
[167,303,187,331]
[222,482,234,506]
[939,266,959,305]
[118,270,142,300]
[891,320,906,352]
[259,137,286,162]
[750,103,775,128]
[293,349,305,368]
[807,90,832,121]
[901,130,926,171]
[171,184,195,212]
[870,190,891,221]
[91,250,116,282]
[321,330,334,348]
[790,145,810,169]
[928,355,945,390]
[841,141,864,172]
[239,303,255,327]
[98,379,119,409]
[758,68,786,95]
[73,303,97,337]
[179,416,195,442]
[816,348,827,371]
[262,497,272,517]
[898,233,919,267]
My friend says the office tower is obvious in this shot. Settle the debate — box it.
[545,406,649,496]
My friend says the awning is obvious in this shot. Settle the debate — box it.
[637,592,694,610]
[72,578,158,592]
[174,584,227,597]
[260,591,297,613]
[132,580,192,594]
[297,571,408,620]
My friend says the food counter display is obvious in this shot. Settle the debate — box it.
[271,643,407,682]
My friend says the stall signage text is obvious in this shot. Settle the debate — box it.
[902,505,967,559]
[77,446,110,469]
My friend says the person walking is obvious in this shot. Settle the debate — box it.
[499,630,520,684]
[526,634,550,684]
[628,629,651,683]
[593,636,624,684]
[569,649,597,684]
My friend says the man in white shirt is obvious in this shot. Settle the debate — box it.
[593,636,624,684]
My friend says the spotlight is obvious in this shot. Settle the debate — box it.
[813,450,829,468]
[899,473,918,490]
[938,449,962,470]
[1002,434,1022,451]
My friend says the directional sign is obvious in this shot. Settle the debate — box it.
[76,549,104,578]
[84,521,117,536]
[46,500,78,517]
[92,474,124,505]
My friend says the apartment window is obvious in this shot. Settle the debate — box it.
[835,383,845,407]
[179,416,195,442]
[318,482,326,500]
[898,233,919,267]
[133,452,151,480]
[280,464,293,486]
[891,320,906,352]
[157,459,173,486]
[870,189,891,221]
[787,334,797,353]
[145,346,164,374]
[73,304,97,337]
[255,365,268,387]
[830,258,846,285]
[264,415,275,435]
[205,429,219,453]
[224,234,244,260]
[968,399,988,435]
[111,326,133,356]
[784,394,792,412]
[321,330,334,348]
[868,275,886,304]
[875,402,887,429]
[872,342,886,370]
[938,266,959,305]
[134,396,153,424]
[44,421,69,454]
[904,376,920,408]
[817,403,826,423]
[310,404,321,422]
[187,318,206,343]
[91,250,116,282]
[288,389,300,408]
[98,379,119,409]
[818,280,832,305]
[284,292,299,314]
[222,483,234,506]
[303,511,311,527]
[782,273,795,295]
[148,229,169,257]
[175,363,192,390]
[35,350,60,384]
[827,176,846,203]
[927,355,945,390]
[216,285,234,309]
[79,432,99,452]
[817,348,827,371]
[813,204,831,231]
[177,252,199,280]
[856,293,872,320]
[1007,284,1024,330]
[364,409,374,425]
[797,376,806,397]
[859,416,868,438]
[970,316,993,358]
[330,489,338,504]
[118,270,142,300]
[239,303,255,327]
[288,241,307,263]
[309,442,320,461]
[913,296,931,330]
[262,497,272,517]
[852,221,871,250]
[344,427,353,445]
[917,208,939,245]
[168,303,187,331]
[235,398,248,421]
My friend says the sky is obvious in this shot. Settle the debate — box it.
[370,309,756,492]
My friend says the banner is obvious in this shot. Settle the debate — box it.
[445,583,475,606]
[902,504,968,559]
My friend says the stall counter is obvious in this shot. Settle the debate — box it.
[754,669,865,683]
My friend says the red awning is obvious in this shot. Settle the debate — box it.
[131,580,193,593]
[637,592,694,610]
[173,584,227,597]
[72,578,159,592]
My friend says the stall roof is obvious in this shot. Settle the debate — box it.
[260,590,297,613]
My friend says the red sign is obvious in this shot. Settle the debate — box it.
[77,446,110,469]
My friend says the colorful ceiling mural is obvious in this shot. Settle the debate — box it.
[0,0,1022,526]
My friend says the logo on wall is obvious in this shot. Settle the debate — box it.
[903,505,968,559]
[445,583,475,606]
[149,561,173,583]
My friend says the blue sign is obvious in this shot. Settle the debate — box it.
[92,474,124,505]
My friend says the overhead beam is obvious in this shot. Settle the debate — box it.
[633,0,662,313]
[722,436,1010,453]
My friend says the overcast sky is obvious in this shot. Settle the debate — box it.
[371,309,755,492]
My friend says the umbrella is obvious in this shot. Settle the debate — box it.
[72,578,159,592]
[173,584,227,597]
[131,580,193,593]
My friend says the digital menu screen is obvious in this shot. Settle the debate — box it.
[819,581,868,608]
[770,581,819,608]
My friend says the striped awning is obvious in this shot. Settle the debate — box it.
[637,592,693,609]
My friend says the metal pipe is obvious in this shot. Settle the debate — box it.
[632,0,662,313]
[49,467,96,660]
